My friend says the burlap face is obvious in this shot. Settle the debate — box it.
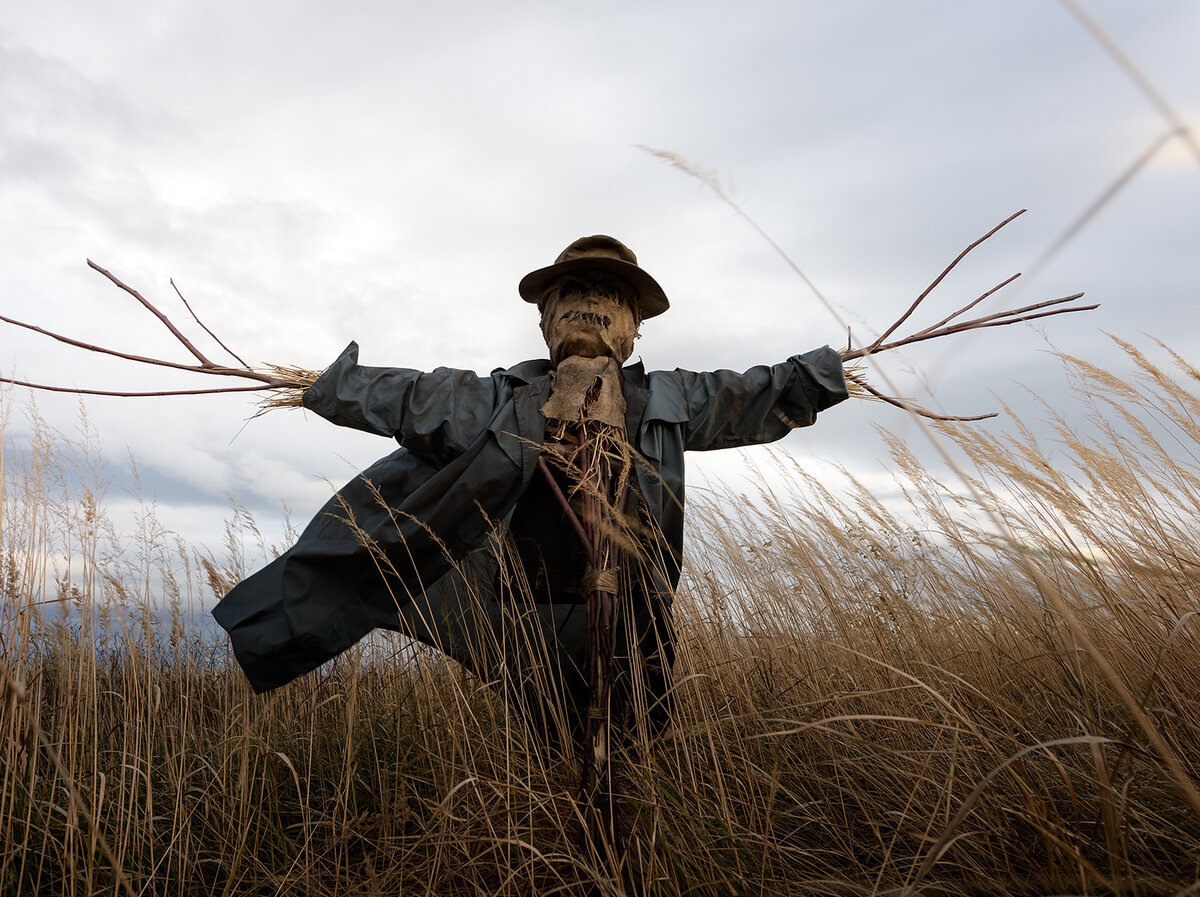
[540,355,627,430]
[541,281,639,366]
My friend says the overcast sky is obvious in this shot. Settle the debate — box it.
[2,1,1197,572]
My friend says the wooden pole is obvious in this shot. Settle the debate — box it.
[538,427,622,845]
[576,429,619,842]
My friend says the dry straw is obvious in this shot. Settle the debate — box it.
[3,338,1199,894]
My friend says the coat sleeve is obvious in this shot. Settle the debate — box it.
[300,341,501,460]
[652,345,848,452]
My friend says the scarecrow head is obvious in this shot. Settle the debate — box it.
[520,236,669,366]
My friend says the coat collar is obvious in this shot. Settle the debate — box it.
[506,356,652,489]
[505,358,651,437]
[499,357,646,385]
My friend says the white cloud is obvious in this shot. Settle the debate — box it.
[0,0,1197,567]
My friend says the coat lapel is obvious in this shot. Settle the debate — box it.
[621,360,650,437]
[512,377,551,488]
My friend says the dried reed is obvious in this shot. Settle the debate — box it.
[2,337,1199,895]
[252,363,322,411]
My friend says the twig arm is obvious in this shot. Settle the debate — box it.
[937,292,1089,333]
[0,375,274,398]
[912,272,1022,338]
[845,373,998,422]
[842,293,1093,361]
[87,259,217,367]
[944,302,1099,332]
[0,311,278,382]
[866,209,1026,351]
[170,278,252,370]
[840,286,1095,421]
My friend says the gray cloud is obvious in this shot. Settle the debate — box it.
[1,1,1197,556]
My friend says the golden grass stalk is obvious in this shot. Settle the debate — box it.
[5,339,1200,895]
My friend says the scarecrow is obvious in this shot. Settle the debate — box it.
[213,235,848,798]
[0,220,1092,810]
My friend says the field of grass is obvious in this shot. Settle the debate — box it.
[2,339,1199,896]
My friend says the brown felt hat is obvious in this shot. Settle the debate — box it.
[519,235,670,319]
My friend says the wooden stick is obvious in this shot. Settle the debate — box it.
[87,260,217,367]
[537,457,589,548]
[912,272,1022,338]
[841,294,1094,361]
[0,312,278,382]
[0,375,272,397]
[170,278,252,370]
[866,210,1026,351]
[945,303,1100,331]
[939,294,1090,332]
[0,262,307,394]
[577,427,618,846]
[848,375,997,421]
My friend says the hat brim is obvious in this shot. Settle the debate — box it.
[518,257,669,319]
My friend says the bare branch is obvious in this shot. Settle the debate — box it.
[938,292,1089,332]
[0,375,273,398]
[170,278,252,370]
[0,262,321,402]
[0,311,201,372]
[86,259,217,367]
[943,302,1099,332]
[537,457,590,548]
[866,210,1026,352]
[845,372,998,422]
[912,272,1022,338]
[0,310,285,385]
[841,280,1096,422]
[842,293,1094,362]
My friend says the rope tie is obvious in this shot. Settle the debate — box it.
[582,566,619,595]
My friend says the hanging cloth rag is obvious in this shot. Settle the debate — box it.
[540,355,627,431]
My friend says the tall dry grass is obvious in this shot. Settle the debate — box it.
[2,338,1199,896]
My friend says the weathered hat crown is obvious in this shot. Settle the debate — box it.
[553,235,639,266]
[519,235,670,319]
